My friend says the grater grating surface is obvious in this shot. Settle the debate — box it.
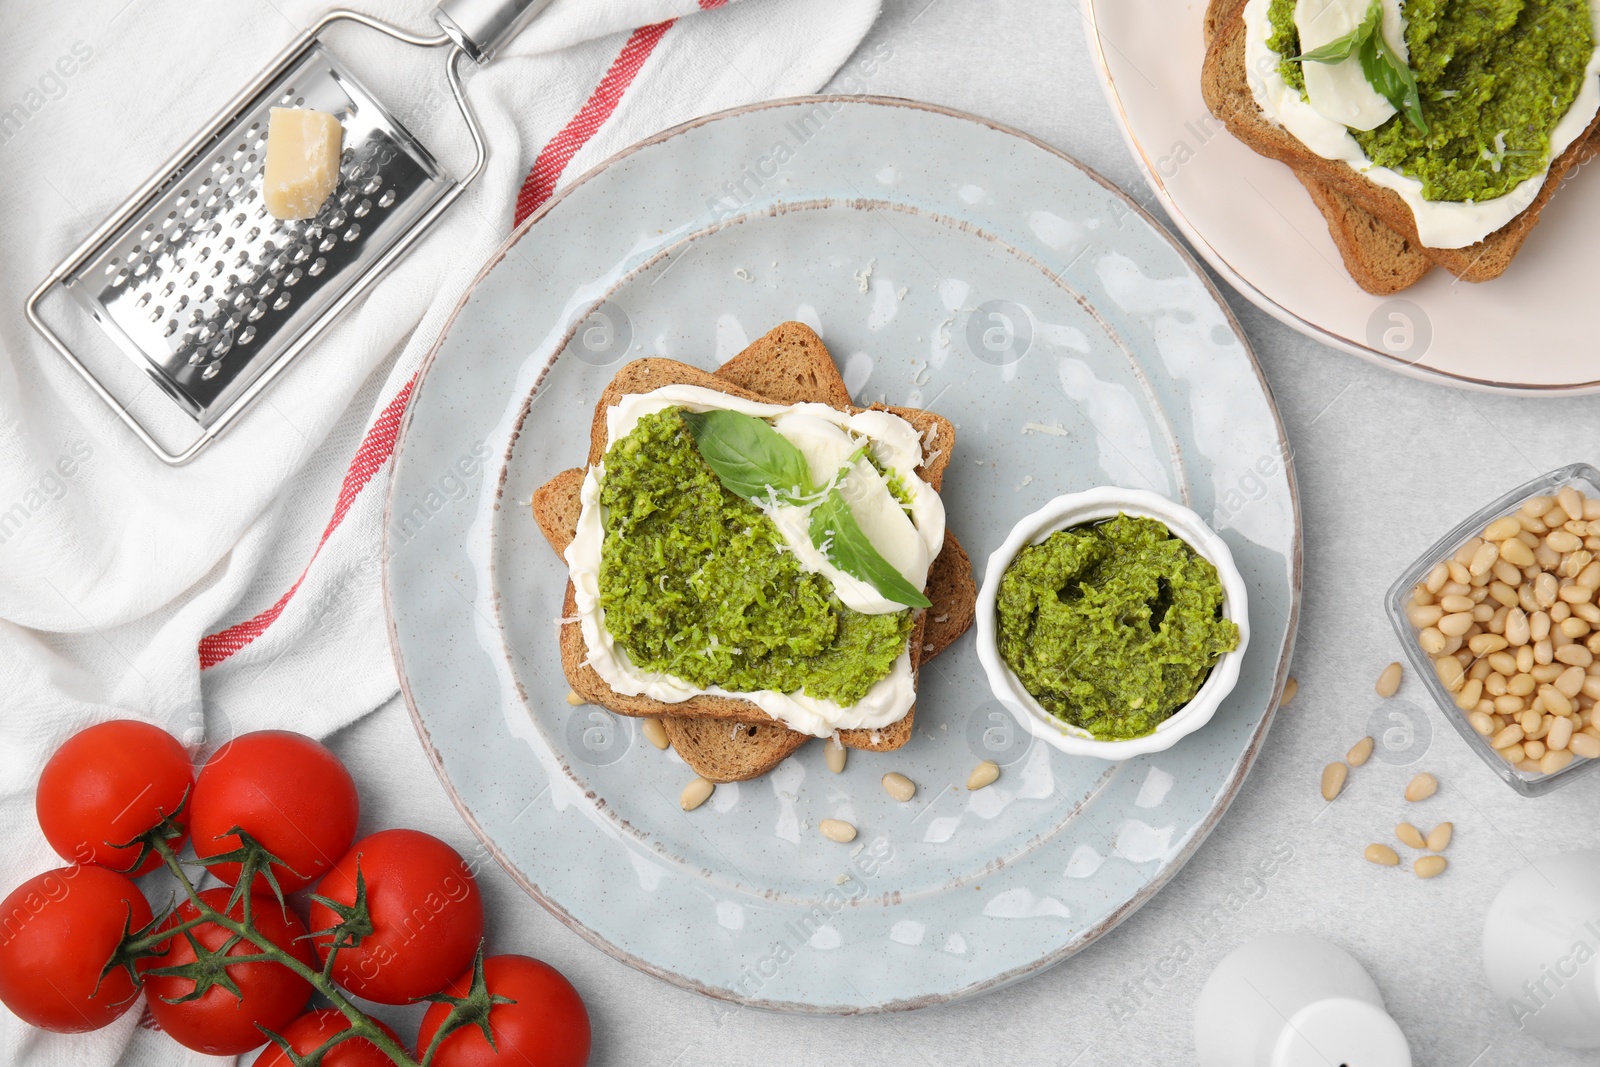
[64,43,452,426]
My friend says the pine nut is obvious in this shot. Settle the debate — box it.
[1488,583,1520,608]
[1365,844,1400,867]
[1542,749,1575,775]
[1571,733,1600,758]
[1525,496,1555,517]
[1525,740,1547,761]
[1439,612,1475,636]
[1517,645,1536,673]
[1501,538,1537,567]
[1456,538,1483,564]
[1561,488,1585,523]
[1484,516,1521,540]
[1410,603,1446,626]
[1470,542,1500,576]
[1419,628,1448,655]
[1454,679,1483,711]
[1489,651,1519,676]
[1469,634,1510,656]
[1426,563,1449,592]
[1502,742,1527,764]
[1414,855,1449,879]
[1396,823,1425,849]
[825,736,847,774]
[1320,762,1348,801]
[642,717,669,750]
[967,760,1000,791]
[1562,618,1592,639]
[1505,609,1530,645]
[1439,594,1474,613]
[1531,611,1552,642]
[1550,531,1585,553]
[1376,662,1403,697]
[1495,560,1525,586]
[1469,711,1495,735]
[1557,666,1587,696]
[681,777,714,811]
[818,818,857,843]
[1558,644,1595,667]
[1436,657,1466,691]
[1492,724,1525,749]
[1548,716,1574,751]
[565,690,585,706]
[880,772,916,802]
[1535,572,1560,608]
[1405,772,1438,802]
[1280,676,1298,707]
[1347,736,1375,767]
[1424,823,1453,851]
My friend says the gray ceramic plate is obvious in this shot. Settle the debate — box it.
[385,97,1302,1013]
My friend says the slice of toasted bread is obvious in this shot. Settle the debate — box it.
[1203,0,1430,294]
[534,323,971,781]
[1203,2,1600,284]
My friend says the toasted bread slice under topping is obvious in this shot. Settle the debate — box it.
[533,322,974,781]
[1202,0,1600,286]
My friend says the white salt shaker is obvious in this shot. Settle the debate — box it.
[1482,850,1600,1048]
[1194,933,1412,1067]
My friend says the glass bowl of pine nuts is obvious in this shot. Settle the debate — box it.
[1387,464,1600,797]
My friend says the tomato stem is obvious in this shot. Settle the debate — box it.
[150,837,423,1067]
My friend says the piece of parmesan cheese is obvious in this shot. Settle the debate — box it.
[263,107,343,221]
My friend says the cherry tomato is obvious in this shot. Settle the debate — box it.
[138,887,315,1055]
[416,955,590,1067]
[190,731,359,894]
[0,865,152,1032]
[308,829,483,1005]
[252,1008,405,1067]
[36,719,194,876]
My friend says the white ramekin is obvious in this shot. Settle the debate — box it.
[974,487,1250,760]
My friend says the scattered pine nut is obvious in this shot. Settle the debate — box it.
[680,777,714,811]
[1320,762,1348,802]
[967,760,1000,791]
[881,772,916,802]
[1347,736,1375,767]
[1405,772,1438,802]
[819,819,857,843]
[1395,822,1425,849]
[1414,855,1448,879]
[565,690,585,706]
[1279,676,1298,708]
[1426,822,1453,852]
[1365,844,1400,867]
[825,736,847,774]
[1376,662,1403,698]
[641,717,669,751]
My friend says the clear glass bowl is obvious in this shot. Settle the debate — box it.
[1385,463,1600,797]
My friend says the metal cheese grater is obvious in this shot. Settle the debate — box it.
[26,1,549,464]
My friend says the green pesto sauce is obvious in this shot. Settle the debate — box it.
[1265,0,1593,201]
[597,407,912,707]
[995,515,1239,741]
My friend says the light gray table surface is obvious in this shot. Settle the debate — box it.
[134,1,1600,1064]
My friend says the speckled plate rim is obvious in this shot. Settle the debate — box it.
[1080,0,1600,396]
[383,94,1304,1013]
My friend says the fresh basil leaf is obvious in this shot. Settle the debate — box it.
[1361,18,1428,133]
[682,408,814,504]
[1287,0,1378,65]
[1288,27,1364,65]
[809,488,931,609]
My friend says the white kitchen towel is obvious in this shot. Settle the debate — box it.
[0,0,881,1062]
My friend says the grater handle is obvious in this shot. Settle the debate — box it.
[434,0,553,64]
